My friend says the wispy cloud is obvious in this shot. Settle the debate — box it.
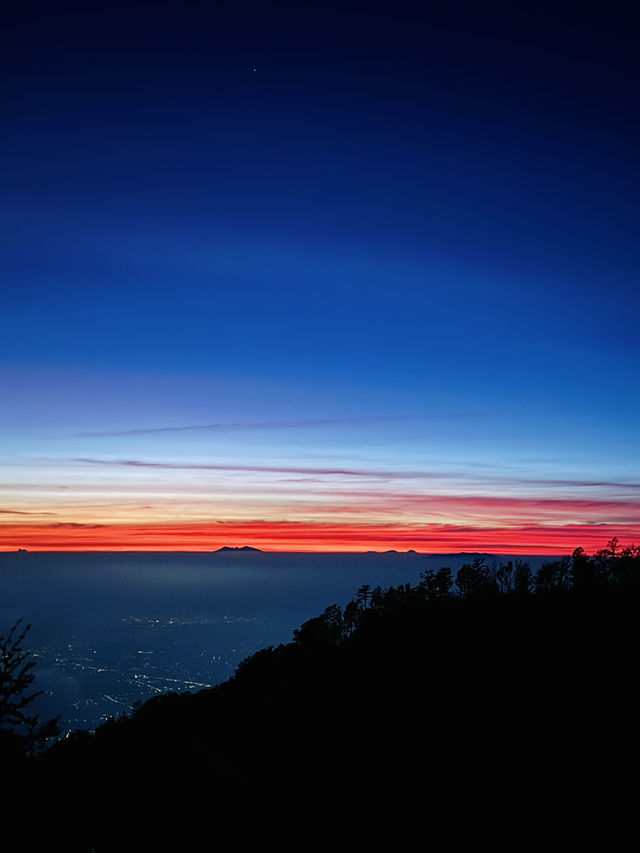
[0,508,57,516]
[72,457,439,479]
[70,457,640,491]
[281,493,640,524]
[74,415,417,438]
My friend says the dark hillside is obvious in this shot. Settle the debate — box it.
[5,542,638,850]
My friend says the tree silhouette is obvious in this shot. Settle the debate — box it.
[570,545,601,591]
[355,584,372,608]
[535,557,572,594]
[293,603,345,647]
[342,600,361,637]
[419,566,453,600]
[0,619,59,758]
[455,558,498,598]
[512,559,533,596]
[495,560,533,596]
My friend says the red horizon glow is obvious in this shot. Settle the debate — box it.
[2,519,638,554]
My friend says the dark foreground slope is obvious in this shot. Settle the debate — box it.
[6,543,639,850]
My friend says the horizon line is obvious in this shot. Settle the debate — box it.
[0,545,614,557]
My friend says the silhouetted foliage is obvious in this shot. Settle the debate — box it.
[535,556,572,594]
[495,559,533,596]
[16,539,640,850]
[292,602,345,647]
[455,557,498,598]
[419,565,453,599]
[355,583,372,608]
[0,619,59,760]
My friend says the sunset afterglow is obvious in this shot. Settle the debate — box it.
[2,2,639,555]
[2,425,640,551]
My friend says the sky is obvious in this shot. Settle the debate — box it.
[2,0,640,553]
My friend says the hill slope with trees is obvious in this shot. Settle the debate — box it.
[3,540,638,850]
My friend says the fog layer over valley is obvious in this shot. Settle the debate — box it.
[0,550,547,732]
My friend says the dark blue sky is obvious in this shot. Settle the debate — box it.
[2,1,640,551]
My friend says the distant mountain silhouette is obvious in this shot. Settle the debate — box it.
[213,545,263,552]
[365,548,418,554]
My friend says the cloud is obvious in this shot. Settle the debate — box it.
[307,491,640,514]
[70,457,640,491]
[3,518,639,555]
[74,415,416,438]
[0,509,56,515]
[72,457,431,479]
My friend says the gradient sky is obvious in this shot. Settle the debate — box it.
[2,0,640,552]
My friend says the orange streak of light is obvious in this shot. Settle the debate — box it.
[2,520,639,554]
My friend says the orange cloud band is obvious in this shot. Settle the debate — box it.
[2,520,639,554]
